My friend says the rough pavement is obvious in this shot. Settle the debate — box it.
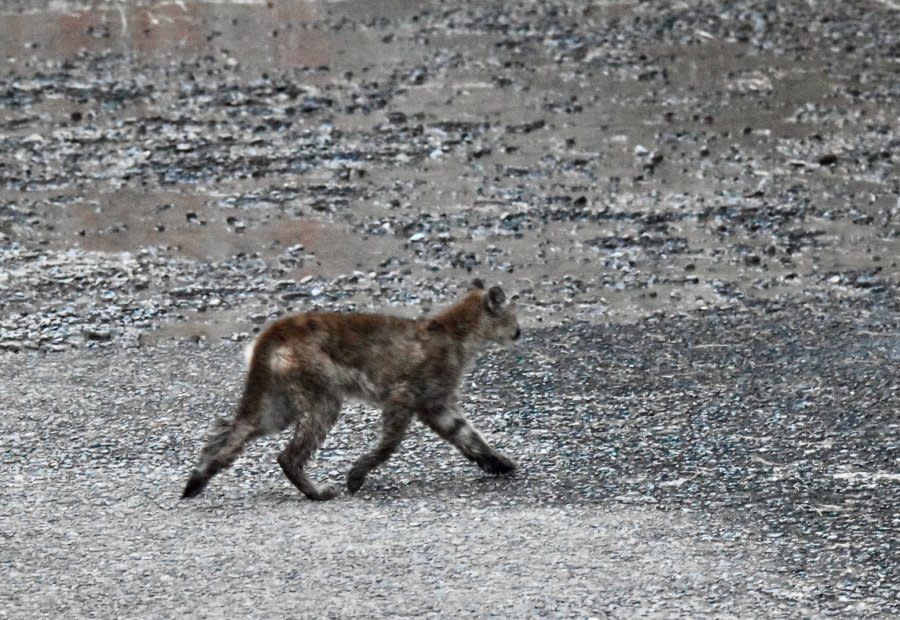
[3,304,898,617]
[1,0,898,617]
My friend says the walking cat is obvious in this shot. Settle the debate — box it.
[182,280,520,501]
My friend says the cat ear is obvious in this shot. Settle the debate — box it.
[484,286,506,314]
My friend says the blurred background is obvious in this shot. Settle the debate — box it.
[2,0,896,351]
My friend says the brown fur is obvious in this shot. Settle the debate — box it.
[182,281,521,501]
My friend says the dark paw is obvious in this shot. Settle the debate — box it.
[346,469,366,495]
[478,453,517,475]
[309,483,341,501]
[181,472,209,499]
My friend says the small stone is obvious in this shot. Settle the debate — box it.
[84,328,112,341]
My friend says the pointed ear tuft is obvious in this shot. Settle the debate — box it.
[484,286,506,314]
[470,278,485,290]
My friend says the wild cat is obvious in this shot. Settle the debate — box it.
[181,280,521,501]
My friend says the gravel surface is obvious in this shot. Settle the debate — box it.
[2,306,897,617]
[1,0,898,617]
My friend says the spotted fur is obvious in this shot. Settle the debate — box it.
[182,281,521,501]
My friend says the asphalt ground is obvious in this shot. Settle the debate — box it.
[1,0,898,617]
